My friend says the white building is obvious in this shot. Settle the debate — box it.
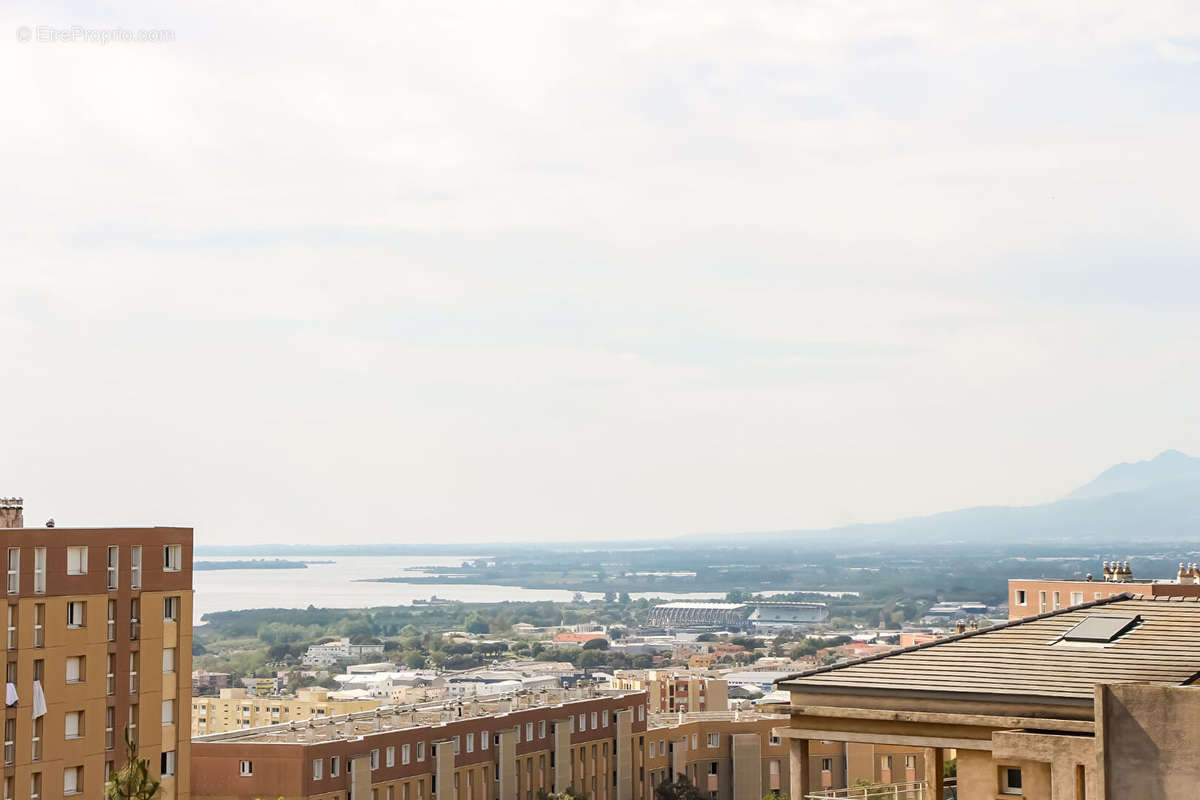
[301,637,387,667]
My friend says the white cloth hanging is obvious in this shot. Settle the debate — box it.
[32,680,46,718]
[4,682,16,707]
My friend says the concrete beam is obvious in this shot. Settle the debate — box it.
[786,728,993,752]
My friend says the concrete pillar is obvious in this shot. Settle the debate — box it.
[731,734,762,800]
[350,755,371,800]
[554,719,572,793]
[498,728,518,800]
[671,737,688,783]
[436,741,456,800]
[789,738,811,800]
[923,748,944,800]
[616,710,633,800]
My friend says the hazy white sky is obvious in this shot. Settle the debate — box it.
[2,2,1199,545]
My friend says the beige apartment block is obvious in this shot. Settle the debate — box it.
[0,510,193,800]
[192,688,382,735]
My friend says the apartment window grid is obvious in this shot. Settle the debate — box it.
[105,707,115,750]
[33,603,44,648]
[5,549,17,595]
[107,546,119,590]
[130,546,142,589]
[32,548,45,594]
[66,546,87,576]
[66,600,85,629]
[30,717,42,762]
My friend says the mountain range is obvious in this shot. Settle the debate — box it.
[746,450,1200,546]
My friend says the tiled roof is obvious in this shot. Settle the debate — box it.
[779,594,1200,701]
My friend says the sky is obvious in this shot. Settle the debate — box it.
[2,1,1200,545]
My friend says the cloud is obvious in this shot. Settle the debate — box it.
[1,1,1200,543]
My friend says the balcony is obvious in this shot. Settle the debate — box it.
[805,779,957,800]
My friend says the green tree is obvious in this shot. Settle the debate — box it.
[105,726,161,800]
[582,638,609,651]
[654,775,704,800]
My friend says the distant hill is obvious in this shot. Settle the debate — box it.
[1064,450,1200,501]
[726,450,1200,546]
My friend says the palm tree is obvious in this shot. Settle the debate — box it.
[105,726,161,800]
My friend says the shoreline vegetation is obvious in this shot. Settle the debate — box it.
[194,559,335,571]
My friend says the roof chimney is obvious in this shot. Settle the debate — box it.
[954,621,966,634]
[1101,561,1111,582]
[1179,563,1188,582]
[0,498,23,529]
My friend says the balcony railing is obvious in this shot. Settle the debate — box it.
[806,779,957,800]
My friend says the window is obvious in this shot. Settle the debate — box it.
[32,659,43,684]
[370,749,379,770]
[63,767,82,796]
[819,759,830,772]
[1061,615,1140,644]
[129,652,139,693]
[1001,767,1023,795]
[467,733,474,753]
[417,742,425,761]
[1070,591,1084,606]
[163,545,182,572]
[1052,591,1061,610]
[2,719,12,765]
[313,759,323,780]
[526,723,533,742]
[649,742,656,758]
[162,700,174,726]
[387,746,396,767]
[638,705,645,722]
[67,601,86,629]
[769,733,781,746]
[401,744,410,765]
[163,647,176,674]
[707,733,719,748]
[31,717,42,761]
[579,713,586,731]
[1015,590,1027,606]
[33,604,44,648]
[164,597,179,622]
[105,707,115,750]
[128,704,138,746]
[130,597,141,640]
[130,546,142,588]
[481,729,489,750]
[67,547,88,575]
[590,712,597,729]
[240,761,253,777]
[330,756,340,777]
[107,600,116,642]
[161,751,176,777]
[692,734,698,750]
[106,653,116,696]
[107,546,119,590]
[66,656,84,684]
[1038,590,1047,613]
[65,711,84,739]
[5,606,14,649]
[32,548,44,594]
[539,720,546,738]
[5,549,17,594]
[453,735,461,755]
[30,773,40,800]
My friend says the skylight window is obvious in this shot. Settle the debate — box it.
[1061,614,1140,643]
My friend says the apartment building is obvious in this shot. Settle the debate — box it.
[191,688,381,735]
[193,689,649,800]
[779,593,1200,800]
[1008,560,1200,619]
[0,504,192,800]
[301,638,387,667]
[608,671,729,714]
